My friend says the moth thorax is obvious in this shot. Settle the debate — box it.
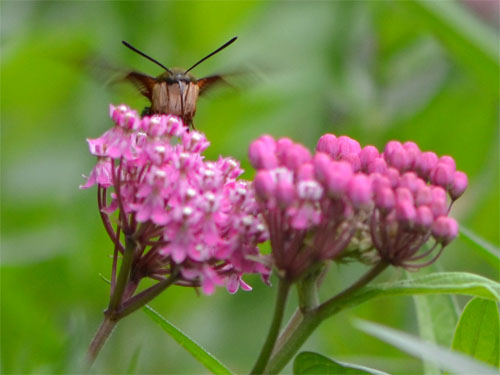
[151,81,200,121]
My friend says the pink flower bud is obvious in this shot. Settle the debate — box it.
[313,152,332,184]
[430,187,448,217]
[386,168,400,188]
[375,187,395,212]
[297,163,315,181]
[325,161,353,196]
[385,144,411,172]
[415,151,438,179]
[316,134,339,158]
[395,187,414,204]
[259,135,277,153]
[367,157,387,174]
[449,171,468,200]
[360,145,379,171]
[432,216,458,245]
[282,144,312,171]
[371,173,391,191]
[430,162,454,188]
[248,140,278,170]
[439,155,456,173]
[276,179,295,207]
[415,206,433,229]
[403,141,420,168]
[253,171,276,200]
[276,137,294,161]
[338,136,361,157]
[347,174,372,208]
[415,186,433,206]
[399,172,420,193]
[342,153,361,172]
[396,200,416,224]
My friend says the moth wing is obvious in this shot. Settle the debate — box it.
[197,75,231,96]
[125,72,157,99]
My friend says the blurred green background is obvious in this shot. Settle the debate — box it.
[1,1,498,374]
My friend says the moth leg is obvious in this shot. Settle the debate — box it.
[141,106,151,118]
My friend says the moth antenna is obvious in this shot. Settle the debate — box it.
[184,36,237,74]
[122,41,173,74]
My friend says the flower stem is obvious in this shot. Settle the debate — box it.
[116,269,179,319]
[86,236,137,368]
[108,236,136,313]
[266,261,388,374]
[250,277,291,375]
[86,315,117,368]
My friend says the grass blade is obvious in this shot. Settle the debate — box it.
[354,319,498,374]
[142,305,233,375]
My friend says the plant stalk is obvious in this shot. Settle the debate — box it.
[250,277,291,374]
[86,315,117,368]
[266,261,388,374]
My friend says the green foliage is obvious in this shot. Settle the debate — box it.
[143,306,233,375]
[293,352,388,375]
[355,319,498,374]
[320,272,500,318]
[452,298,500,368]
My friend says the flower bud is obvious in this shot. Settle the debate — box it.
[430,162,454,188]
[415,206,433,229]
[347,173,372,208]
[248,140,278,170]
[253,171,276,200]
[325,161,353,196]
[415,151,438,179]
[316,134,339,158]
[432,216,458,245]
[396,200,416,225]
[360,145,379,170]
[375,187,395,212]
[338,135,361,157]
[449,171,468,200]
[282,144,312,171]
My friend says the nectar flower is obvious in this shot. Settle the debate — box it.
[249,134,467,277]
[81,104,270,295]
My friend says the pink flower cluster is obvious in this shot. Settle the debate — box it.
[81,104,270,294]
[249,134,466,278]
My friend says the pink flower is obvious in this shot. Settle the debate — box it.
[81,104,270,295]
[249,133,467,275]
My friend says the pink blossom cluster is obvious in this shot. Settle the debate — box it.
[81,104,270,294]
[249,134,467,278]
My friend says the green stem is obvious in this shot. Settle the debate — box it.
[266,261,388,374]
[86,236,136,368]
[250,277,291,374]
[86,315,117,368]
[108,236,136,313]
[116,270,179,319]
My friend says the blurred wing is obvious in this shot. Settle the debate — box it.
[197,75,230,96]
[125,72,156,99]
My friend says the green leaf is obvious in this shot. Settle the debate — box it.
[409,267,460,375]
[459,226,500,268]
[354,319,498,374]
[293,351,388,375]
[142,305,233,375]
[452,297,500,367]
[320,272,500,319]
[407,0,500,94]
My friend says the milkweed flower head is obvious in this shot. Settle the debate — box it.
[81,104,270,295]
[249,134,466,279]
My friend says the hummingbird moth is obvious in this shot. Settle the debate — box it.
[121,37,237,126]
